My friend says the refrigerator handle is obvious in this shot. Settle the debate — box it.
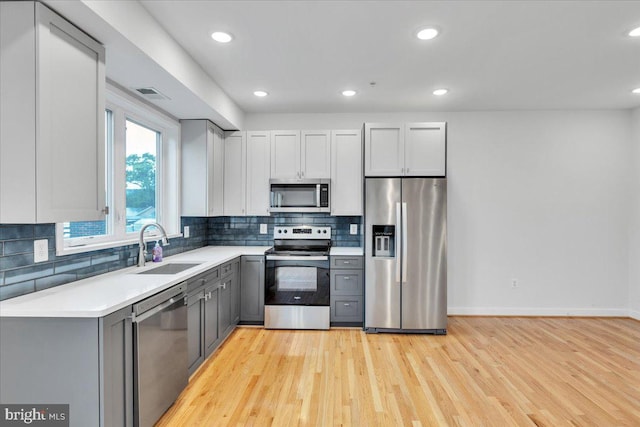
[402,202,408,284]
[396,202,402,284]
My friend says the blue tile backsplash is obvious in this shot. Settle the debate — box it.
[206,213,363,247]
[0,214,362,301]
[0,217,209,301]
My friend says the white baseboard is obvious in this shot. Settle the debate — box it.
[630,309,640,321]
[448,307,629,317]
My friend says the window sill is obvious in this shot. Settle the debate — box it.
[56,233,183,257]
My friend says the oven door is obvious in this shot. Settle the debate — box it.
[265,256,330,306]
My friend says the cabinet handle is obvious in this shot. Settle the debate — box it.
[343,276,350,280]
[301,171,304,178]
[343,261,350,265]
[207,291,212,300]
[406,168,410,174]
[343,303,351,307]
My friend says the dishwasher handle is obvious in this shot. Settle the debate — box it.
[133,294,185,323]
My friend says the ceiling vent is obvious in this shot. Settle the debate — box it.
[134,87,170,100]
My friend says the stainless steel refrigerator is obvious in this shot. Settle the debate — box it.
[364,178,447,333]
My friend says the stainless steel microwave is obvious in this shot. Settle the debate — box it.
[269,179,330,213]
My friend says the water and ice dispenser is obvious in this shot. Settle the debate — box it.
[372,225,396,257]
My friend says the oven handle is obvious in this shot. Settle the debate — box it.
[266,255,329,261]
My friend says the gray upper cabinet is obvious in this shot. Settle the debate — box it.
[0,1,106,223]
[181,120,225,217]
[364,122,446,177]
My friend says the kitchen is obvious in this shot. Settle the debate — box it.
[1,1,640,426]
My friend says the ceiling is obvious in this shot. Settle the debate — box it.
[137,0,640,114]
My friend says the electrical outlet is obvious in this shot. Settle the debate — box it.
[184,226,190,238]
[34,239,48,263]
[511,279,518,289]
[350,224,358,235]
[260,224,268,234]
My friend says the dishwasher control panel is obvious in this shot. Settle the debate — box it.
[133,282,187,316]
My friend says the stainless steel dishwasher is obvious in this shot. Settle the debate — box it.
[133,282,188,427]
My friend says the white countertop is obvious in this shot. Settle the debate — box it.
[330,247,363,256]
[0,246,270,318]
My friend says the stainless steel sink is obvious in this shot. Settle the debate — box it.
[136,263,201,275]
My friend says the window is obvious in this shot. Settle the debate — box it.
[125,119,159,233]
[56,84,180,255]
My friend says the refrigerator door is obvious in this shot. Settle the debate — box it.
[401,178,447,330]
[365,178,402,329]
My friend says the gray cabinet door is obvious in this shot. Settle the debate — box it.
[187,288,205,375]
[100,305,134,427]
[230,259,241,324]
[240,256,265,323]
[218,278,232,339]
[204,283,220,357]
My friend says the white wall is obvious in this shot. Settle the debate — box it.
[247,110,633,316]
[630,108,640,320]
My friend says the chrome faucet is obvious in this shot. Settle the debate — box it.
[138,222,170,267]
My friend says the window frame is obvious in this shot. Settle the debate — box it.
[55,83,181,256]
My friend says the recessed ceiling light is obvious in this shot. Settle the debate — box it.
[629,27,640,37]
[632,88,640,94]
[342,90,357,97]
[211,32,233,43]
[416,28,439,40]
[254,90,268,97]
[433,88,448,96]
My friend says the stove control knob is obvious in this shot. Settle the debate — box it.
[323,230,327,234]
[284,230,288,233]
[277,230,282,234]
[317,230,321,233]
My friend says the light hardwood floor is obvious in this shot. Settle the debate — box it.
[157,317,640,426]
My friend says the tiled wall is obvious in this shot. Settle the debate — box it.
[0,217,208,301]
[207,213,363,247]
[0,214,363,301]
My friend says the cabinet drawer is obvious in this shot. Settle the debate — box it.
[331,270,363,295]
[330,296,363,322]
[187,267,220,292]
[221,262,234,278]
[331,256,363,269]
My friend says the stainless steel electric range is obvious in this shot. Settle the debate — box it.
[264,226,331,329]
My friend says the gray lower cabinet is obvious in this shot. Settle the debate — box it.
[330,256,364,325]
[240,255,265,323]
[0,305,133,427]
[101,305,134,427]
[187,258,241,374]
[204,282,221,357]
[187,286,206,375]
[230,259,241,324]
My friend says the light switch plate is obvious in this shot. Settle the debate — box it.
[183,226,190,238]
[34,239,48,263]
[260,224,268,234]
[350,224,358,235]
